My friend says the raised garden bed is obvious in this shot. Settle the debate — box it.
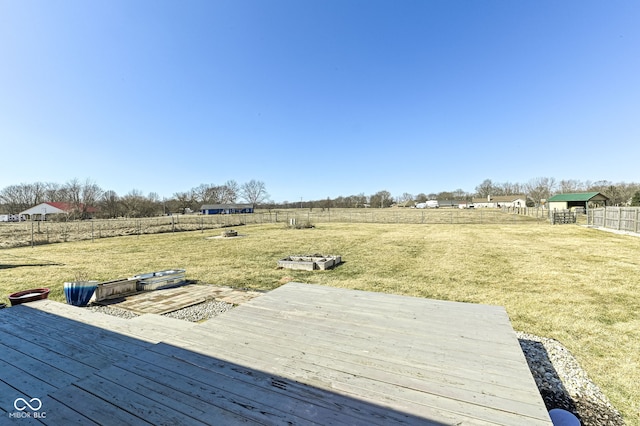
[277,255,342,271]
[93,278,138,302]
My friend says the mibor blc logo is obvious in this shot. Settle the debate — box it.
[9,397,46,419]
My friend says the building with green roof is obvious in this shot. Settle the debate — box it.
[547,192,609,212]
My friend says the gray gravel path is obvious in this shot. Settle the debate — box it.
[517,331,625,426]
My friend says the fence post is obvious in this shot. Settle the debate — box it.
[618,207,622,230]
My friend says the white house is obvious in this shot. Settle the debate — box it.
[471,195,529,208]
[20,202,97,220]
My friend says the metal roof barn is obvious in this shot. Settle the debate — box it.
[547,192,609,212]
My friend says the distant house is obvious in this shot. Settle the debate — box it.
[20,202,98,220]
[472,195,529,208]
[547,192,608,212]
[200,204,254,215]
[438,200,471,208]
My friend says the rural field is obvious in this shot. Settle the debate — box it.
[1,220,639,423]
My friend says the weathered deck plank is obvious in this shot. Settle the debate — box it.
[91,364,262,425]
[36,396,101,425]
[0,282,551,425]
[195,307,524,370]
[103,351,351,425]
[166,328,547,425]
[147,342,427,425]
[174,318,538,406]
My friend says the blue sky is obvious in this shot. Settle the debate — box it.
[1,1,639,203]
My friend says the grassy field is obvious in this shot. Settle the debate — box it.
[1,222,638,423]
[0,207,545,248]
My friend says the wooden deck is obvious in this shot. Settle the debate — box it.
[0,282,551,425]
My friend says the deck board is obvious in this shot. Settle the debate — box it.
[0,282,551,425]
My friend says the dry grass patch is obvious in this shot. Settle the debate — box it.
[0,222,639,423]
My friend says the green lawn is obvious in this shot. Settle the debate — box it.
[1,222,638,423]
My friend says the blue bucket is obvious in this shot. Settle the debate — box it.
[64,281,98,307]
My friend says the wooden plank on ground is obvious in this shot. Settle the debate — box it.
[114,285,219,314]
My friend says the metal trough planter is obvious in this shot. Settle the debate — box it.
[277,255,342,271]
[133,269,187,291]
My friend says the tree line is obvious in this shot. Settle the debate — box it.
[270,177,640,210]
[2,177,639,218]
[0,179,269,219]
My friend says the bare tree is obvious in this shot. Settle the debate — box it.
[397,192,414,207]
[415,193,428,203]
[65,178,83,211]
[525,177,557,206]
[496,181,524,195]
[475,179,495,198]
[452,188,469,200]
[45,182,66,202]
[80,179,103,218]
[119,190,160,217]
[173,190,198,213]
[101,190,121,218]
[193,183,223,204]
[0,182,52,213]
[221,180,239,203]
[240,180,269,205]
[370,190,392,208]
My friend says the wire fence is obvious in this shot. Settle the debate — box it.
[1,208,548,249]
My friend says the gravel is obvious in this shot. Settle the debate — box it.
[86,305,139,319]
[87,303,625,425]
[162,300,234,322]
[517,331,625,426]
[87,299,234,322]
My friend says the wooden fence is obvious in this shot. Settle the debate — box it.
[587,207,640,233]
